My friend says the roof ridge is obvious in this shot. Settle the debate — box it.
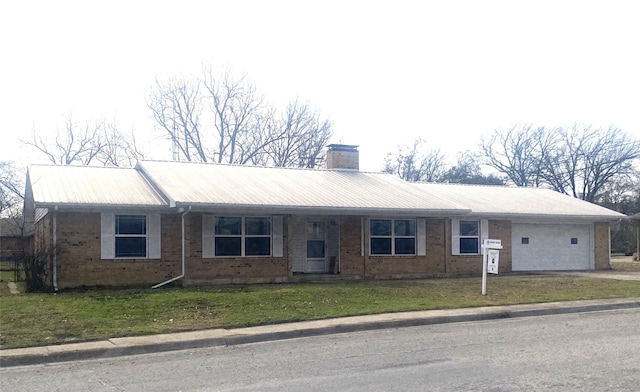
[138,160,387,175]
[29,163,136,170]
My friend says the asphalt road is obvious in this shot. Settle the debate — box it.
[2,309,639,391]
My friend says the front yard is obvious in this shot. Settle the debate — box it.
[1,274,639,349]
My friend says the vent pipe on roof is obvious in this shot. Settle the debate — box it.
[326,144,359,170]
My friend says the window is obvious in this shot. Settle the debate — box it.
[571,237,578,245]
[370,219,416,255]
[245,217,271,256]
[115,215,147,258]
[101,213,161,259]
[459,220,479,254]
[214,217,271,257]
[521,237,529,245]
[451,218,487,255]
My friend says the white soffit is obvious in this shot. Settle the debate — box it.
[29,164,167,207]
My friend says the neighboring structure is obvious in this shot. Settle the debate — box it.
[630,212,640,261]
[23,145,626,289]
[0,217,31,262]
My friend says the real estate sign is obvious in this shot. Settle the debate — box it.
[481,239,503,295]
[487,249,500,274]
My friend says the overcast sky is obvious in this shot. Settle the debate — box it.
[1,0,638,172]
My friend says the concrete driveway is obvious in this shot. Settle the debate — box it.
[550,270,640,281]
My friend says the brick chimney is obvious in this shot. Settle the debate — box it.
[326,144,359,170]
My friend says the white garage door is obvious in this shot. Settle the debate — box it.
[512,223,593,271]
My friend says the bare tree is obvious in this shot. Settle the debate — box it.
[0,161,24,217]
[22,114,107,165]
[146,76,206,162]
[442,151,505,185]
[481,123,640,202]
[97,122,146,167]
[565,125,639,202]
[383,138,448,182]
[22,115,145,168]
[201,66,267,164]
[148,66,334,168]
[480,125,555,187]
[535,125,640,201]
[263,99,333,168]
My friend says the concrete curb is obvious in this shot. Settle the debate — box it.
[2,297,639,368]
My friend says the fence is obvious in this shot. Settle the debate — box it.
[0,251,23,282]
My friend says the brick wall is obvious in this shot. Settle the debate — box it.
[363,218,446,278]
[184,214,289,283]
[594,222,611,270]
[338,216,364,275]
[426,218,446,272]
[55,212,181,288]
[326,150,359,170]
[490,220,512,273]
[46,211,606,287]
[444,219,512,274]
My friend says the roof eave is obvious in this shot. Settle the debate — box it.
[34,202,172,211]
[173,201,472,216]
[464,212,625,221]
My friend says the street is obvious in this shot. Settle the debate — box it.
[2,308,639,391]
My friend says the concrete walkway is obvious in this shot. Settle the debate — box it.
[7,282,19,294]
[2,297,639,368]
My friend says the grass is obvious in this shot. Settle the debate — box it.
[1,275,640,349]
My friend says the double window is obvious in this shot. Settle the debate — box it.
[214,217,271,256]
[370,219,416,255]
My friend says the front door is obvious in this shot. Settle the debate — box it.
[305,221,327,273]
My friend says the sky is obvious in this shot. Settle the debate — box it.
[1,0,639,172]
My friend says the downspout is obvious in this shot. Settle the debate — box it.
[152,206,191,289]
[337,216,341,274]
[52,206,58,291]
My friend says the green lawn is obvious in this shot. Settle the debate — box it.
[1,275,639,349]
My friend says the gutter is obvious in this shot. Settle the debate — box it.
[174,203,472,217]
[152,206,191,289]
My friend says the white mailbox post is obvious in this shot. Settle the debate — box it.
[481,239,503,295]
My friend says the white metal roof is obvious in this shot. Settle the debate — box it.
[136,161,469,214]
[413,183,626,220]
[28,164,167,207]
[26,161,626,220]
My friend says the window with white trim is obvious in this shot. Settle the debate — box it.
[115,215,147,257]
[101,213,161,259]
[451,218,487,256]
[370,219,416,255]
[214,216,271,257]
[459,220,479,254]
